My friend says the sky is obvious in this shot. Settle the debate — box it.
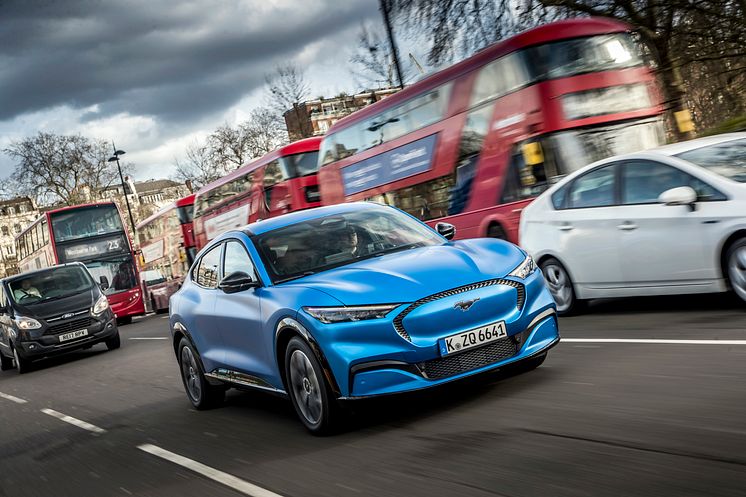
[0,0,417,183]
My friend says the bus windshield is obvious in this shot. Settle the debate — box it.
[282,151,320,178]
[176,205,193,224]
[526,33,643,80]
[50,205,124,242]
[85,256,138,295]
[8,265,94,306]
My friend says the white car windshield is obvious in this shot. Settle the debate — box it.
[675,138,746,183]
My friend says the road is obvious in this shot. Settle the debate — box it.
[1,294,744,497]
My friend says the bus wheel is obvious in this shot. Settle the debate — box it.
[117,316,133,326]
[487,224,507,240]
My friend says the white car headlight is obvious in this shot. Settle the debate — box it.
[303,304,399,324]
[15,316,42,330]
[92,294,110,315]
[509,254,537,280]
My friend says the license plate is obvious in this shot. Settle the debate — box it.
[439,321,507,356]
[58,329,88,343]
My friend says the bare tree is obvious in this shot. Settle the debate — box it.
[350,23,414,88]
[173,140,226,189]
[265,63,312,139]
[3,132,121,206]
[241,107,288,158]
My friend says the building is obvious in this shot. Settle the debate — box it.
[0,197,40,277]
[98,178,191,225]
[284,87,402,141]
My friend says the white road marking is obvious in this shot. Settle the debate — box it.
[0,392,27,404]
[161,316,169,319]
[40,408,106,434]
[563,338,746,345]
[138,444,283,497]
[129,337,168,340]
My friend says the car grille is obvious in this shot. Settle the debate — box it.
[392,279,525,342]
[420,337,519,380]
[46,317,94,336]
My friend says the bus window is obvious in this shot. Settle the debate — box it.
[448,104,493,215]
[501,145,550,204]
[470,52,531,108]
[367,175,455,222]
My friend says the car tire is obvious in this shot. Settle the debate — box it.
[539,257,584,316]
[177,338,225,410]
[726,237,746,303]
[0,351,14,371]
[285,337,339,435]
[106,331,121,351]
[13,347,32,374]
[487,224,507,240]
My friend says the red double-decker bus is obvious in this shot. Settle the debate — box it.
[136,194,195,312]
[17,202,145,324]
[318,18,665,242]
[193,136,321,249]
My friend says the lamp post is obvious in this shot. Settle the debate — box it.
[107,144,137,236]
[379,0,405,89]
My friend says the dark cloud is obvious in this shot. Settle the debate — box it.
[0,0,380,122]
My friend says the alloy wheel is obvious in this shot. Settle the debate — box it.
[728,244,746,302]
[543,262,574,313]
[289,350,323,425]
[180,346,202,403]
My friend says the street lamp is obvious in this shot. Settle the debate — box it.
[107,144,137,236]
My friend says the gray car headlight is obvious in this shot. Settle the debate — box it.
[92,294,110,315]
[303,304,399,324]
[15,316,42,330]
[508,254,537,280]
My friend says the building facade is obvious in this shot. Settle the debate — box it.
[284,87,401,141]
[98,178,191,226]
[0,197,40,277]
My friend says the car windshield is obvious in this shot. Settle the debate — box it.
[675,138,746,182]
[7,265,94,306]
[254,207,445,284]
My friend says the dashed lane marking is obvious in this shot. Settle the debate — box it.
[128,337,168,340]
[0,392,27,404]
[563,338,746,345]
[40,408,106,434]
[138,444,283,497]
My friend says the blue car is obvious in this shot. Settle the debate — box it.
[169,203,559,433]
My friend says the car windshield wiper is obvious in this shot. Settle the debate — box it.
[274,271,316,284]
[368,242,424,258]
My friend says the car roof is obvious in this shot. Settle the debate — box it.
[238,202,390,237]
[4,262,88,283]
[649,133,746,157]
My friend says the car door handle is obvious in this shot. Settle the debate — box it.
[558,224,574,231]
[617,222,638,231]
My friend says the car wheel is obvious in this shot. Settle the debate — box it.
[0,351,14,371]
[487,224,507,240]
[285,337,338,435]
[106,331,121,351]
[177,338,225,410]
[726,238,746,303]
[540,258,583,316]
[13,347,32,374]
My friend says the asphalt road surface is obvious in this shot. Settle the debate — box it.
[1,293,744,497]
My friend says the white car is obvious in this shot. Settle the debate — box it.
[520,133,746,314]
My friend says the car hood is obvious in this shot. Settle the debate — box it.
[285,238,525,305]
[15,288,96,320]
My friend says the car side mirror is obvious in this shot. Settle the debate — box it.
[435,222,456,240]
[99,275,110,290]
[658,186,697,211]
[218,271,260,294]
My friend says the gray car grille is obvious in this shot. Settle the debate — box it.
[420,336,518,379]
[46,317,94,336]
[392,279,525,342]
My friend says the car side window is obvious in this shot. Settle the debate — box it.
[621,160,726,204]
[194,244,222,288]
[568,165,616,208]
[223,241,258,281]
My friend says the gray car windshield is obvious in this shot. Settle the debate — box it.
[675,138,746,182]
[254,207,445,283]
[8,266,94,305]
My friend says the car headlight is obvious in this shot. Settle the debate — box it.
[303,304,399,324]
[15,316,42,330]
[92,295,110,315]
[508,253,537,280]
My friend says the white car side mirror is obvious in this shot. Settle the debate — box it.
[658,186,697,208]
